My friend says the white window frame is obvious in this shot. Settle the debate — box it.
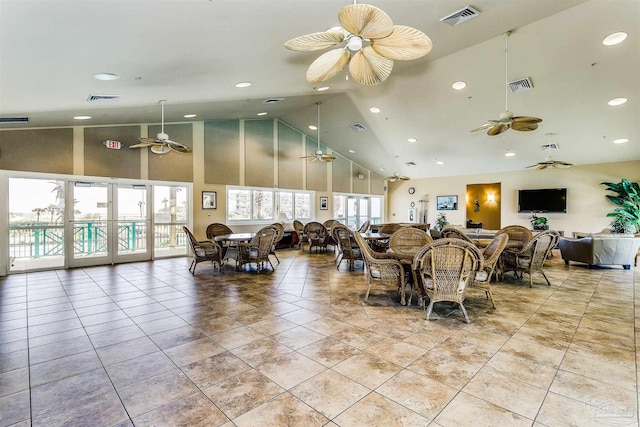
[333,192,384,229]
[226,185,314,226]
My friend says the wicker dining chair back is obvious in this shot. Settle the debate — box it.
[303,221,327,253]
[334,225,363,271]
[183,226,223,274]
[496,225,533,249]
[236,226,277,273]
[389,227,432,251]
[502,230,559,287]
[323,220,339,252]
[293,220,305,249]
[441,227,475,244]
[413,238,483,323]
[354,231,404,302]
[378,223,403,236]
[205,223,233,240]
[469,233,509,308]
[269,223,285,264]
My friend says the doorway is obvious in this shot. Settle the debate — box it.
[466,183,501,230]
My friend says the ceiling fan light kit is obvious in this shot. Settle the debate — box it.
[471,31,542,136]
[284,2,432,85]
[526,133,573,170]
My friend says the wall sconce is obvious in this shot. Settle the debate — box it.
[487,193,495,202]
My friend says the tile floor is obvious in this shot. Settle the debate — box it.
[0,248,638,426]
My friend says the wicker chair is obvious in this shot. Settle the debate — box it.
[236,225,277,273]
[293,220,306,250]
[269,223,285,264]
[412,238,483,323]
[496,225,533,250]
[205,223,233,240]
[442,227,476,244]
[303,221,327,253]
[388,227,432,305]
[183,226,223,274]
[358,220,370,233]
[323,220,339,252]
[469,233,509,308]
[370,223,403,252]
[334,224,363,271]
[502,230,559,287]
[354,232,405,303]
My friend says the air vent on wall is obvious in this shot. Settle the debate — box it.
[0,117,29,124]
[350,123,367,132]
[540,143,559,150]
[262,98,285,104]
[508,77,533,93]
[440,5,480,26]
[87,94,121,102]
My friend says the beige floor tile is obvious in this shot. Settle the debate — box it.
[333,392,430,426]
[499,336,566,368]
[233,392,328,427]
[272,325,326,349]
[560,351,636,391]
[463,369,547,419]
[229,337,293,368]
[31,389,128,427]
[297,337,362,367]
[365,337,427,367]
[290,370,370,419]
[247,316,297,335]
[537,391,637,427]
[164,337,226,366]
[435,392,532,427]
[484,351,557,389]
[203,369,284,419]
[210,325,266,350]
[332,352,402,389]
[407,351,483,390]
[181,351,252,389]
[131,392,228,427]
[257,351,326,389]
[377,369,458,419]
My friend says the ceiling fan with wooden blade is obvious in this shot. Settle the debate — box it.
[387,172,410,182]
[284,2,432,86]
[301,102,336,163]
[471,32,542,136]
[129,100,192,154]
[526,133,573,170]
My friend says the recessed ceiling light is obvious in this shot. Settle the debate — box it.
[235,82,252,88]
[309,125,317,130]
[73,115,92,120]
[602,32,627,46]
[314,86,330,92]
[504,151,516,157]
[369,106,381,113]
[452,81,467,90]
[379,167,385,171]
[613,138,629,144]
[436,160,444,165]
[257,112,268,116]
[608,97,627,106]
[348,149,356,153]
[183,114,197,118]
[407,138,417,143]
[93,73,119,81]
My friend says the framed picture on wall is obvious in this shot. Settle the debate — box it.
[408,208,416,223]
[202,191,217,210]
[436,195,457,211]
[319,196,328,210]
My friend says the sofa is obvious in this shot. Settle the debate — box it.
[558,234,640,269]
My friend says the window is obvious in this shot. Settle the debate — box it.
[227,186,313,224]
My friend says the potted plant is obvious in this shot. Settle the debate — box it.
[435,212,449,231]
[529,213,549,230]
[601,179,640,233]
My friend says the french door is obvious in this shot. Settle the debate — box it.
[67,182,151,267]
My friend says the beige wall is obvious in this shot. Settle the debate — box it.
[387,160,640,237]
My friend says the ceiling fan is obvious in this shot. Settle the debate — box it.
[527,133,573,170]
[284,1,432,86]
[129,100,192,154]
[387,172,410,182]
[301,103,336,162]
[471,31,542,136]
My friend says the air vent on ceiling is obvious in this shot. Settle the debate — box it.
[87,94,121,102]
[440,5,480,26]
[0,117,29,124]
[350,123,367,132]
[540,143,559,151]
[508,77,533,93]
[262,98,285,104]
[405,161,417,167]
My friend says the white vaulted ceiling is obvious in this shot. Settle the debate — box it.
[0,0,638,178]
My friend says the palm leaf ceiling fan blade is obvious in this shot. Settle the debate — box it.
[300,102,335,163]
[285,2,431,85]
[528,133,573,170]
[129,100,192,154]
[306,48,351,83]
[284,31,345,51]
[370,25,432,60]
[470,31,542,135]
[387,172,409,182]
[349,47,393,85]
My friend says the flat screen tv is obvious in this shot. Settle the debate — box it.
[518,188,567,213]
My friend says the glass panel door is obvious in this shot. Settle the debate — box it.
[115,185,151,263]
[153,185,188,257]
